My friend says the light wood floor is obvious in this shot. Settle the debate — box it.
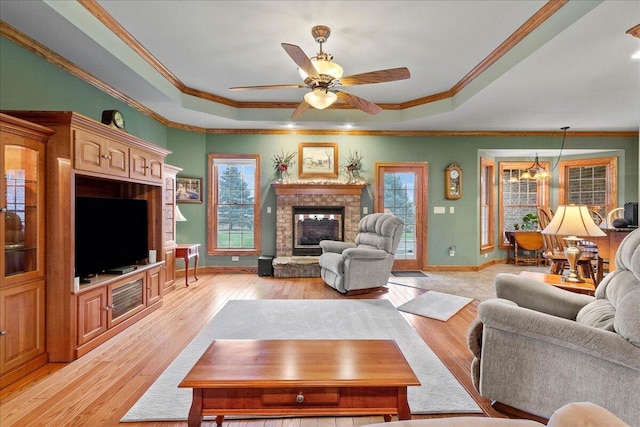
[0,274,522,426]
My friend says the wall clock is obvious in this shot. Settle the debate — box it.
[445,162,462,200]
[101,110,126,130]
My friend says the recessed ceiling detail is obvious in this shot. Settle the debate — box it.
[0,0,637,132]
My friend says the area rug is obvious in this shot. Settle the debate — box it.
[397,291,474,321]
[392,270,427,277]
[121,299,480,422]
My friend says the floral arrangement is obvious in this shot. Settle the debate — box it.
[344,149,363,174]
[273,148,296,173]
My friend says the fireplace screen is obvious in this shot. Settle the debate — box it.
[293,206,344,256]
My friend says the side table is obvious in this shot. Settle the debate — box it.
[519,271,595,296]
[176,243,200,287]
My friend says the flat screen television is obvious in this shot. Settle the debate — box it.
[75,197,148,278]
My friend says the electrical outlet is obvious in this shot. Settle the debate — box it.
[449,246,456,257]
[231,256,239,261]
[363,207,368,214]
[267,206,271,213]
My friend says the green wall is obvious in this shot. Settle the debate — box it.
[2,35,638,269]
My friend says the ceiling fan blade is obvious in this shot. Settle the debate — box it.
[230,83,306,91]
[281,43,319,79]
[339,67,410,86]
[335,91,382,115]
[291,100,312,119]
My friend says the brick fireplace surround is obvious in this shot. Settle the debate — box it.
[272,182,366,277]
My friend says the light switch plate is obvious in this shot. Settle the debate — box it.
[434,207,445,214]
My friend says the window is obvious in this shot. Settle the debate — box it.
[207,154,261,255]
[480,157,494,253]
[558,157,617,219]
[498,161,549,248]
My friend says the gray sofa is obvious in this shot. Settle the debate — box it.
[319,213,404,294]
[363,402,629,426]
[468,228,640,424]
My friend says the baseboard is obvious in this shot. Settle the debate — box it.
[176,266,258,276]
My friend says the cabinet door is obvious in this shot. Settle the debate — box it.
[74,129,106,173]
[3,136,45,284]
[129,148,150,181]
[77,288,108,346]
[148,154,163,182]
[0,280,46,374]
[104,140,129,178]
[147,266,163,305]
[130,148,163,183]
[163,248,176,290]
[108,275,145,328]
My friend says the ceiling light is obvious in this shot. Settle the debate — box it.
[304,88,337,109]
[298,57,344,80]
[520,154,549,180]
[632,50,640,59]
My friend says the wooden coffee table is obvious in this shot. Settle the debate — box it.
[519,271,596,296]
[178,339,420,426]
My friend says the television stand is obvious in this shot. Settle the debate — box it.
[104,266,136,275]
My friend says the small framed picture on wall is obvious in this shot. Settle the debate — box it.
[176,176,202,203]
[298,142,339,178]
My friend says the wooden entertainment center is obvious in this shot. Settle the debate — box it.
[2,111,174,371]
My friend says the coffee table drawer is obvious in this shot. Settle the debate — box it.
[262,387,339,405]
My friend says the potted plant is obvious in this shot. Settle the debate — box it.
[521,213,539,231]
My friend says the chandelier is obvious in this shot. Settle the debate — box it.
[520,154,550,180]
[519,126,570,180]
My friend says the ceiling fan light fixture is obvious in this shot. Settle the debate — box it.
[298,57,344,80]
[304,88,337,109]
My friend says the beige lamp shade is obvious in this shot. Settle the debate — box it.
[541,205,605,237]
[541,204,605,283]
[175,205,187,222]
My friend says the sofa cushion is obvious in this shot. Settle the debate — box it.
[576,299,615,331]
[614,285,640,346]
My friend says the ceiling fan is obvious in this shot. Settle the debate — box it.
[230,25,411,119]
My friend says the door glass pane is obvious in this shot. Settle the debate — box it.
[5,145,39,277]
[383,172,416,260]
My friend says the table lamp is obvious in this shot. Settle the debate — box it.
[541,205,605,283]
[175,205,187,222]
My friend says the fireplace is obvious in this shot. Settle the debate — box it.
[293,206,344,256]
[272,182,365,264]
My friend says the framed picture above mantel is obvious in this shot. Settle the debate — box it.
[298,142,339,179]
[176,176,202,203]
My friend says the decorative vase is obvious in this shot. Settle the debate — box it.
[277,166,289,183]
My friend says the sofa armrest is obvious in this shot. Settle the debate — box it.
[319,240,356,254]
[478,299,640,370]
[342,247,389,260]
[494,273,594,320]
[547,402,630,427]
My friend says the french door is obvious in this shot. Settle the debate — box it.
[374,163,428,271]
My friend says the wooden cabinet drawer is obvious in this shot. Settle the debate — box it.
[262,387,339,405]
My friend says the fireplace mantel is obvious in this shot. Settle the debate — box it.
[272,182,366,196]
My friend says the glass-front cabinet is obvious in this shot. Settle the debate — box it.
[0,113,52,388]
[3,142,43,280]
